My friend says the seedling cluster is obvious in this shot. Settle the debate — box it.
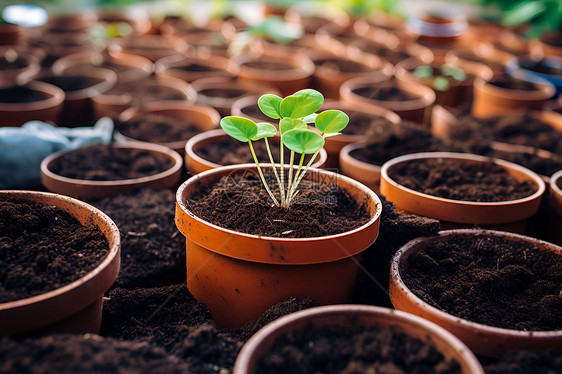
[220,89,348,209]
[413,64,467,91]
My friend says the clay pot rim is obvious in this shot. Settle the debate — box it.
[340,141,381,172]
[233,304,484,374]
[550,170,562,217]
[0,190,120,311]
[37,67,118,101]
[190,76,277,107]
[396,57,494,84]
[234,51,315,81]
[0,80,65,111]
[391,228,562,338]
[41,141,183,187]
[474,74,555,100]
[155,53,240,78]
[185,129,328,171]
[176,163,382,243]
[0,48,41,88]
[309,50,394,77]
[381,151,546,207]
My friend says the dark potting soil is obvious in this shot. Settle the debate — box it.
[255,323,460,374]
[345,112,394,136]
[0,55,27,70]
[315,58,372,73]
[198,87,248,99]
[488,78,539,91]
[38,75,104,92]
[491,148,562,178]
[0,86,50,103]
[90,188,186,289]
[522,60,562,76]
[48,144,175,181]
[401,232,562,331]
[195,137,315,166]
[0,334,190,374]
[240,103,272,122]
[186,171,371,238]
[0,198,108,303]
[354,41,411,65]
[483,350,562,373]
[177,63,222,72]
[115,114,201,143]
[353,85,418,101]
[103,80,186,106]
[242,60,295,70]
[388,157,537,202]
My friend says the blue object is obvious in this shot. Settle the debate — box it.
[506,56,562,98]
[0,117,115,189]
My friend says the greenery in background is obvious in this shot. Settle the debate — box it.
[413,64,467,91]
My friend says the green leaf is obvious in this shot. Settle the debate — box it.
[252,122,277,140]
[433,76,450,91]
[413,65,433,79]
[440,64,466,81]
[302,113,318,124]
[279,118,307,135]
[502,1,547,27]
[279,89,324,119]
[258,94,282,119]
[315,110,349,134]
[220,116,258,142]
[282,128,325,154]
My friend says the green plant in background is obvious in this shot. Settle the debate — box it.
[330,0,402,16]
[413,64,467,91]
[220,89,349,208]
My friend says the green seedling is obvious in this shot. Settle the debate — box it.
[220,89,349,208]
[413,64,466,91]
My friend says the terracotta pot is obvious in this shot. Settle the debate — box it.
[549,170,562,245]
[52,49,153,84]
[37,68,117,126]
[445,47,505,76]
[92,75,197,119]
[233,304,484,374]
[0,23,22,45]
[184,129,327,175]
[155,53,238,83]
[540,31,562,58]
[46,13,97,33]
[348,37,434,66]
[41,142,183,200]
[506,55,562,98]
[380,152,546,232]
[353,13,411,41]
[340,77,436,124]
[339,142,382,193]
[390,229,562,357]
[314,23,361,57]
[0,81,65,126]
[175,164,382,328]
[395,58,493,107]
[308,51,393,99]
[30,30,99,68]
[320,100,400,169]
[0,47,40,88]
[472,73,555,118]
[285,2,349,35]
[191,76,278,117]
[118,102,220,155]
[231,94,275,122]
[108,34,188,62]
[234,50,315,96]
[0,190,120,337]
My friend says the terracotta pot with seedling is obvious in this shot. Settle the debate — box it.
[175,89,382,328]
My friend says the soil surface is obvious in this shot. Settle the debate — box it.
[242,61,296,70]
[38,75,103,92]
[48,144,175,181]
[198,87,247,99]
[315,58,372,73]
[115,114,202,143]
[90,189,186,289]
[186,171,371,238]
[0,55,27,70]
[345,112,394,136]
[387,157,537,202]
[401,232,562,331]
[176,63,222,72]
[353,85,418,101]
[521,59,562,76]
[354,40,411,65]
[0,198,108,302]
[483,350,562,373]
[491,148,562,178]
[0,86,50,103]
[255,323,461,374]
[488,78,539,91]
[239,103,272,122]
[195,137,315,166]
[102,80,187,106]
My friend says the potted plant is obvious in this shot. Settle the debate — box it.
[175,89,382,328]
[233,305,484,373]
[380,152,546,233]
[390,229,562,357]
[0,190,120,336]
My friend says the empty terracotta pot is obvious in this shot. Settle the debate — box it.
[339,142,382,193]
[155,53,239,83]
[233,305,484,374]
[0,190,120,337]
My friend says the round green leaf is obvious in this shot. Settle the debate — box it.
[252,122,277,140]
[279,89,324,119]
[279,118,307,135]
[258,94,282,119]
[282,128,325,154]
[315,110,349,134]
[220,116,257,142]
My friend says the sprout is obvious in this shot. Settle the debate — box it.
[220,89,348,208]
[413,64,467,91]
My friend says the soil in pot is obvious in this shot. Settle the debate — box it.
[90,188,186,290]
[388,157,537,202]
[0,85,50,103]
[400,232,562,331]
[239,103,272,122]
[314,58,374,73]
[344,112,395,136]
[352,85,418,101]
[490,148,562,179]
[519,59,562,76]
[255,322,461,374]
[48,144,175,181]
[186,171,371,238]
[353,40,412,65]
[241,61,296,71]
[0,197,108,302]
[198,87,248,99]
[99,80,187,106]
[488,77,541,91]
[115,114,201,144]
[37,75,104,92]
[482,349,562,373]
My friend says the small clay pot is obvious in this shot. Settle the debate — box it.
[445,47,505,76]
[155,53,239,83]
[231,94,273,122]
[348,37,434,66]
[380,152,546,232]
[390,229,562,357]
[118,102,220,155]
[0,23,22,45]
[314,23,361,57]
[0,81,65,126]
[549,170,562,246]
[506,55,562,98]
[472,73,556,118]
[340,77,436,124]
[540,31,562,58]
[184,129,327,174]
[233,304,484,374]
[0,47,40,88]
[108,34,188,62]
[41,142,183,200]
[339,142,382,193]
[0,190,120,337]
